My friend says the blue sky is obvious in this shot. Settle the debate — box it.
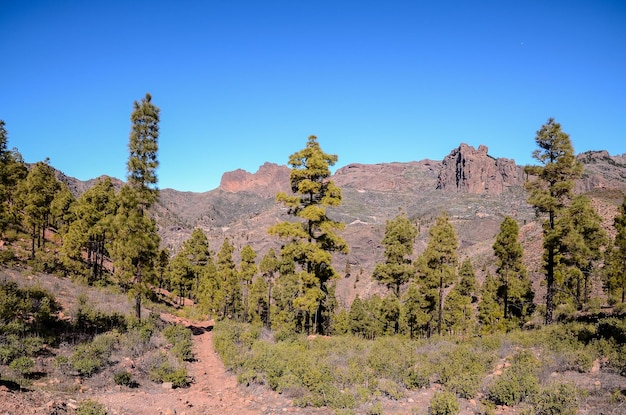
[1,1,624,192]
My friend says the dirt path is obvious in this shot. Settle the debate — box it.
[92,315,324,415]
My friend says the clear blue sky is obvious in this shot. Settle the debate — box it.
[1,0,624,192]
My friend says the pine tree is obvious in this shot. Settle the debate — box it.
[492,216,534,325]
[0,121,27,233]
[259,248,280,328]
[604,196,626,304]
[559,195,607,308]
[109,93,160,320]
[50,182,75,235]
[62,177,116,281]
[15,159,60,257]
[416,212,458,335]
[216,238,240,319]
[478,273,505,334]
[239,244,257,322]
[268,135,348,334]
[181,228,211,300]
[443,259,476,336]
[525,118,583,324]
[372,211,417,332]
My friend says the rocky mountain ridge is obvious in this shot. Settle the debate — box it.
[59,144,626,306]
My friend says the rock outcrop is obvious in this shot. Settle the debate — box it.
[436,143,525,194]
[218,162,290,197]
[576,150,626,193]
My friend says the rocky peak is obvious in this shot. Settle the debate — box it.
[218,162,290,197]
[436,143,525,194]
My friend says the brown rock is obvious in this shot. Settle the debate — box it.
[437,143,525,194]
[219,162,290,196]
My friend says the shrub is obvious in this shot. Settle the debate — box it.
[9,356,34,377]
[437,345,491,399]
[529,382,579,415]
[376,378,405,400]
[76,399,107,415]
[113,370,135,387]
[70,332,118,377]
[429,391,460,415]
[404,364,431,389]
[163,324,194,361]
[146,351,190,388]
[487,350,540,406]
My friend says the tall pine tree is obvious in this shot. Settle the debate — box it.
[109,93,160,320]
[492,216,534,326]
[559,195,607,308]
[525,118,583,324]
[416,212,458,336]
[604,196,626,304]
[268,135,348,334]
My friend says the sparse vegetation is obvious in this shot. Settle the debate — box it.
[0,114,625,413]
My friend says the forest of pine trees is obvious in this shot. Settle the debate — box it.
[1,106,625,338]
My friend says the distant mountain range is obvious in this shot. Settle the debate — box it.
[59,144,626,307]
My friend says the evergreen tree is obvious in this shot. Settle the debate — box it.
[50,182,75,235]
[402,282,430,338]
[156,248,170,291]
[373,211,418,297]
[169,249,194,304]
[604,196,626,304]
[525,118,583,324]
[109,93,160,320]
[248,273,268,325]
[372,211,417,332]
[416,212,458,335]
[268,135,348,334]
[443,258,476,336]
[181,228,211,300]
[15,159,60,257]
[478,273,505,334]
[110,185,160,319]
[559,195,607,308]
[216,238,240,319]
[259,248,280,328]
[62,177,116,281]
[492,216,534,324]
[0,121,27,233]
[239,244,257,322]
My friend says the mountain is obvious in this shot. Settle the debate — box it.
[59,144,626,307]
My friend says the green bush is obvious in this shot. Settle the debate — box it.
[404,363,431,389]
[9,356,34,377]
[367,336,414,384]
[529,382,579,415]
[76,399,107,415]
[147,351,190,388]
[429,391,460,415]
[113,370,134,387]
[487,350,540,406]
[437,345,491,399]
[70,332,118,377]
[163,324,194,361]
[376,378,405,400]
[597,318,626,344]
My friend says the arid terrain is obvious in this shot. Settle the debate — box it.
[2,143,624,414]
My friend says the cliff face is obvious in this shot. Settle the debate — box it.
[218,162,290,197]
[436,143,525,194]
[576,150,626,193]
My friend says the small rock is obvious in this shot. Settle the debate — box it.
[162,382,174,389]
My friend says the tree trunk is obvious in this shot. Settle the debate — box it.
[31,223,36,258]
[438,273,443,336]
[545,245,555,325]
[267,280,272,329]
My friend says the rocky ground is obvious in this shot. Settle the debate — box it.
[1,269,625,415]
